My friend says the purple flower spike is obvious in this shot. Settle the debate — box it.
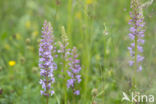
[67,47,81,95]
[39,20,57,96]
[128,0,145,71]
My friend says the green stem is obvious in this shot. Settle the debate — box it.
[46,96,48,104]
[135,35,138,70]
[67,0,72,43]
[63,43,67,104]
[45,67,49,104]
[83,2,90,102]
[72,93,76,104]
[63,59,67,104]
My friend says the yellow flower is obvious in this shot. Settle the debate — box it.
[4,44,10,50]
[9,61,16,66]
[16,33,21,40]
[86,0,94,5]
[25,21,31,29]
[75,11,82,19]
[32,31,38,38]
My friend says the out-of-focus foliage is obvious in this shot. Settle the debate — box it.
[0,0,155,104]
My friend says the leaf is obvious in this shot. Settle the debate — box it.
[54,94,60,104]
[0,32,8,40]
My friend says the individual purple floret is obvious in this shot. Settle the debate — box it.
[67,47,81,95]
[74,90,80,95]
[128,0,145,71]
[39,20,57,96]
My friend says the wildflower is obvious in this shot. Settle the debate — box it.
[15,33,21,40]
[39,20,57,96]
[67,47,81,95]
[58,26,71,62]
[128,0,145,71]
[86,0,94,5]
[74,90,80,95]
[25,20,31,29]
[9,61,16,66]
[4,44,10,50]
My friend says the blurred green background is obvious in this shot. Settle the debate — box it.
[0,0,155,104]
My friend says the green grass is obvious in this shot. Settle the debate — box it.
[0,0,156,104]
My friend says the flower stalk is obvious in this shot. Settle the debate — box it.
[39,21,57,103]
